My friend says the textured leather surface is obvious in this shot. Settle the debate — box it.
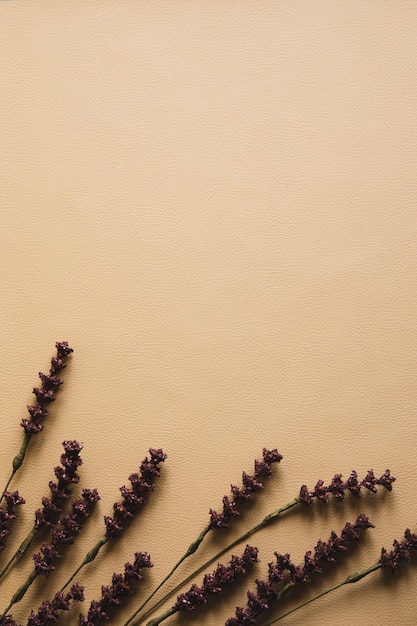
[0,2,416,624]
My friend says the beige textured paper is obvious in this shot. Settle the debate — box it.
[0,2,416,624]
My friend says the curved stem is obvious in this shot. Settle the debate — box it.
[0,434,31,504]
[264,563,382,624]
[1,569,38,618]
[59,536,109,592]
[128,526,211,623]
[0,527,37,581]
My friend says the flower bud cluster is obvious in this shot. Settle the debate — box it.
[34,440,83,531]
[209,448,282,530]
[104,449,167,539]
[226,514,374,625]
[0,493,25,552]
[173,545,259,614]
[21,343,73,436]
[79,552,153,625]
[33,489,100,577]
[298,469,395,506]
[379,528,417,572]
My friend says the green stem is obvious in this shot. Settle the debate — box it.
[0,434,31,504]
[1,569,38,617]
[146,607,176,626]
[124,497,300,626]
[264,563,382,624]
[59,536,109,592]
[0,527,37,581]
[127,525,211,624]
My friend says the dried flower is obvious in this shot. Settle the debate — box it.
[209,448,283,530]
[145,546,258,626]
[0,492,25,552]
[79,553,153,625]
[20,343,73,438]
[298,469,395,506]
[262,527,417,624]
[104,449,167,539]
[26,584,85,626]
[226,515,374,625]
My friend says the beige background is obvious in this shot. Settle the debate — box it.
[0,2,416,624]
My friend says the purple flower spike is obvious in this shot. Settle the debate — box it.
[33,489,100,577]
[79,553,153,625]
[299,468,396,507]
[379,528,417,572]
[227,515,373,625]
[0,491,25,551]
[21,342,73,437]
[35,441,83,531]
[173,545,258,614]
[104,449,166,539]
[209,448,282,530]
[27,584,85,625]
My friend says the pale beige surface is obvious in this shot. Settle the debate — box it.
[0,1,417,625]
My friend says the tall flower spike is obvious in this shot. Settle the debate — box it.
[59,449,166,594]
[122,448,282,626]
[124,464,393,626]
[79,553,153,625]
[1,342,73,505]
[298,469,395,506]
[0,492,25,553]
[262,527,417,625]
[0,490,99,618]
[145,546,259,626]
[26,583,85,626]
[226,514,374,625]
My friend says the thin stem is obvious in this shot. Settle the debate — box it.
[0,434,31,504]
[124,497,300,626]
[59,536,109,592]
[130,526,211,620]
[146,607,176,626]
[0,527,37,581]
[1,569,38,617]
[264,563,382,624]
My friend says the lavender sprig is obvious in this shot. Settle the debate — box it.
[0,492,25,554]
[59,448,166,593]
[127,467,394,626]
[79,552,153,625]
[0,490,99,618]
[225,514,374,625]
[1,342,73,504]
[264,528,417,624]
[146,545,259,626]
[125,449,282,625]
[0,584,85,626]
[0,441,83,581]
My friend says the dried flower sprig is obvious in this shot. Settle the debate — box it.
[0,441,83,582]
[59,449,166,594]
[263,527,417,624]
[145,545,259,626]
[79,552,153,626]
[225,514,374,625]
[1,342,73,505]
[1,489,99,618]
[1,583,85,626]
[0,492,25,553]
[127,467,393,626]
[125,449,282,625]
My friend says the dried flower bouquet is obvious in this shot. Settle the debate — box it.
[0,343,412,625]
